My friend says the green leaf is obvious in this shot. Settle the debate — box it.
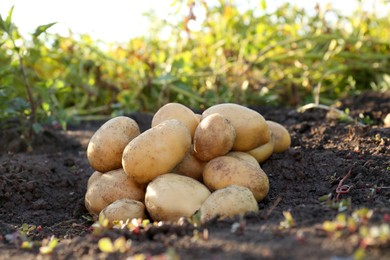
[33,22,57,38]
[0,6,14,33]
[48,238,58,249]
[98,237,114,253]
[260,0,267,10]
[318,193,332,202]
[32,123,43,134]
[21,241,33,249]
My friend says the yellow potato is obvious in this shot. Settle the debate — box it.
[266,120,291,153]
[122,119,192,184]
[172,145,207,181]
[384,113,390,127]
[200,185,259,223]
[247,137,275,163]
[151,102,200,138]
[202,103,270,151]
[194,113,236,161]
[84,168,145,216]
[87,116,140,173]
[99,198,146,227]
[87,171,102,189]
[145,173,211,222]
[226,151,260,169]
[195,113,202,122]
[203,155,269,202]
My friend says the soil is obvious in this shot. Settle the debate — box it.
[0,91,389,260]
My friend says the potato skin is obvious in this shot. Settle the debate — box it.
[202,103,270,151]
[84,168,145,216]
[87,171,102,189]
[87,116,140,173]
[266,120,291,153]
[226,151,260,169]
[172,145,207,181]
[145,173,211,222]
[151,102,200,138]
[99,198,146,227]
[200,185,259,223]
[203,156,269,201]
[247,138,275,163]
[194,113,236,161]
[122,119,192,184]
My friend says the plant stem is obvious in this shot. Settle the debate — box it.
[10,38,36,137]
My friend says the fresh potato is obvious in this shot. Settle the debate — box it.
[145,173,211,222]
[226,151,260,169]
[122,119,191,184]
[247,137,275,163]
[266,120,291,153]
[87,171,102,189]
[194,113,236,161]
[151,102,200,138]
[202,103,270,151]
[99,198,146,227]
[85,168,145,216]
[384,113,390,127]
[87,116,140,173]
[203,155,269,202]
[200,185,259,223]
[195,113,202,122]
[172,145,207,181]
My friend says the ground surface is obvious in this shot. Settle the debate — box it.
[0,91,389,259]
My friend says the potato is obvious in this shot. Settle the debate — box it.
[226,151,260,169]
[145,173,211,222]
[172,145,207,181]
[151,102,200,138]
[195,113,202,121]
[99,198,146,227]
[194,113,236,161]
[266,120,291,153]
[200,185,259,223]
[203,155,269,201]
[87,171,102,189]
[247,137,275,163]
[85,168,145,216]
[87,116,140,173]
[202,103,270,151]
[122,119,192,184]
[384,113,390,127]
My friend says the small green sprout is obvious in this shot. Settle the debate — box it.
[39,236,58,255]
[322,208,390,257]
[318,194,352,212]
[98,237,131,253]
[279,211,296,230]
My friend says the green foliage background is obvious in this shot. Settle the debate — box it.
[0,0,389,136]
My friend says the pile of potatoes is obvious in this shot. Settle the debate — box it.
[85,103,291,225]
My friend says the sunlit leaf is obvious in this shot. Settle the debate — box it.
[21,241,33,249]
[0,6,14,32]
[33,22,57,38]
[98,237,114,253]
[260,0,267,10]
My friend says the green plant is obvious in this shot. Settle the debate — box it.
[322,208,390,259]
[279,211,296,229]
[98,236,131,253]
[0,6,63,139]
[319,193,352,212]
[1,0,389,134]
[39,236,59,255]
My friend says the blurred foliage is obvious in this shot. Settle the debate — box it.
[0,0,389,137]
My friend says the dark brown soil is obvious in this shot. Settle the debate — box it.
[0,91,389,259]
